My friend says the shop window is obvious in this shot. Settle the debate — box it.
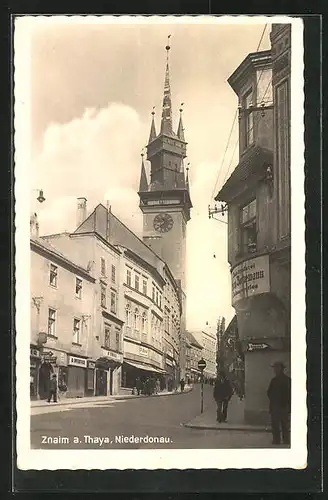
[73,318,81,344]
[58,366,68,393]
[110,291,117,314]
[239,199,257,255]
[100,284,107,308]
[75,277,82,298]
[142,279,147,295]
[48,308,56,336]
[111,264,116,283]
[104,325,111,349]
[126,269,132,287]
[49,264,58,287]
[243,89,254,149]
[100,257,106,276]
[87,368,94,391]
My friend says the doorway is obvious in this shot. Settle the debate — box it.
[38,362,53,399]
[95,369,107,396]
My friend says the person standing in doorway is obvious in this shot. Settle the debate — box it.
[47,374,58,403]
[213,370,233,422]
[267,361,291,445]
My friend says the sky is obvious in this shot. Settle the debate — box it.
[27,17,271,330]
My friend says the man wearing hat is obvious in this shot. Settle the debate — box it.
[47,373,58,403]
[267,361,291,445]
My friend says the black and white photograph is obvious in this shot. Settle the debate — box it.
[15,15,306,470]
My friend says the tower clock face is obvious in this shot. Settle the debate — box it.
[153,213,174,233]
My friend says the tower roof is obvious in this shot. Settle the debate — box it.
[138,153,148,192]
[148,108,157,143]
[177,104,186,141]
[160,37,177,137]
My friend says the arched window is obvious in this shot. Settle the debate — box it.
[125,303,131,326]
[142,312,147,333]
[134,308,140,331]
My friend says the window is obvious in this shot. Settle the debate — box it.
[142,279,147,295]
[100,284,107,308]
[156,290,159,305]
[134,308,140,332]
[126,269,132,287]
[73,318,81,344]
[104,325,111,349]
[75,277,82,298]
[135,274,140,291]
[111,265,116,283]
[240,199,257,254]
[152,286,155,302]
[115,330,120,352]
[100,258,106,276]
[243,89,254,148]
[142,312,147,333]
[125,303,131,326]
[110,291,117,314]
[49,264,58,287]
[48,308,56,336]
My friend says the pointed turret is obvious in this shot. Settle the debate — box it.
[148,108,157,143]
[177,103,186,141]
[139,153,148,192]
[160,36,174,135]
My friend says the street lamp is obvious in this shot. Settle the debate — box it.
[32,189,46,203]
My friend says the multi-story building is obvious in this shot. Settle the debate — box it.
[214,25,291,424]
[185,331,203,382]
[190,328,217,381]
[30,217,95,400]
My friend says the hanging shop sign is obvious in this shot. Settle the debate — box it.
[231,255,270,306]
[87,361,96,369]
[58,351,67,366]
[42,355,57,364]
[68,356,87,368]
[246,342,270,352]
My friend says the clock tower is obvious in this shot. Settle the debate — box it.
[138,39,192,291]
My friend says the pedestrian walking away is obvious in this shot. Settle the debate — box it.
[47,374,58,403]
[213,370,233,422]
[267,361,291,445]
[180,378,185,392]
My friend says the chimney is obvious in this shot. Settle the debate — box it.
[30,212,39,238]
[77,197,87,227]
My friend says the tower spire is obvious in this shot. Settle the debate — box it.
[138,151,148,192]
[148,107,157,143]
[186,163,190,191]
[177,103,185,141]
[160,35,173,135]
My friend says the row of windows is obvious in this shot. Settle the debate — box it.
[103,323,122,353]
[100,258,116,283]
[49,265,83,298]
[100,284,117,314]
[48,308,83,345]
[126,267,163,309]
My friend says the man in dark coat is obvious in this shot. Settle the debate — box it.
[47,373,58,403]
[267,361,291,445]
[213,371,233,422]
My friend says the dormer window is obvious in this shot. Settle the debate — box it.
[243,89,254,149]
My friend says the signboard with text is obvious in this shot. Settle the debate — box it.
[68,356,87,368]
[101,349,123,363]
[231,255,270,306]
[246,342,270,352]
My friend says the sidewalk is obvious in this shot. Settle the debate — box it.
[31,385,192,408]
[184,395,270,432]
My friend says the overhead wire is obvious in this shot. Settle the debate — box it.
[210,23,268,201]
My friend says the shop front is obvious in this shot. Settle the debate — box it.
[37,348,58,399]
[85,360,96,396]
[122,359,166,391]
[30,346,42,400]
[96,348,123,396]
[67,355,87,398]
[232,253,290,424]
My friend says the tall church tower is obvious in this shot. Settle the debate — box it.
[138,38,192,292]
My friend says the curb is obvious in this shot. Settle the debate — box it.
[183,422,270,432]
[31,387,192,408]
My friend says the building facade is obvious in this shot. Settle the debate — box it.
[215,25,291,424]
[185,331,203,382]
[30,233,95,400]
[191,329,217,381]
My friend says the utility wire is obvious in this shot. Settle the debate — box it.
[210,23,268,200]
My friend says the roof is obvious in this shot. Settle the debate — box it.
[215,145,273,202]
[31,237,95,281]
[228,50,272,94]
[185,331,203,349]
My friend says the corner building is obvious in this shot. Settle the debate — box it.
[215,26,291,425]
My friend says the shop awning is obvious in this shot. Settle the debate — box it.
[124,360,166,374]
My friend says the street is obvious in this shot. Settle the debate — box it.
[31,385,272,449]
